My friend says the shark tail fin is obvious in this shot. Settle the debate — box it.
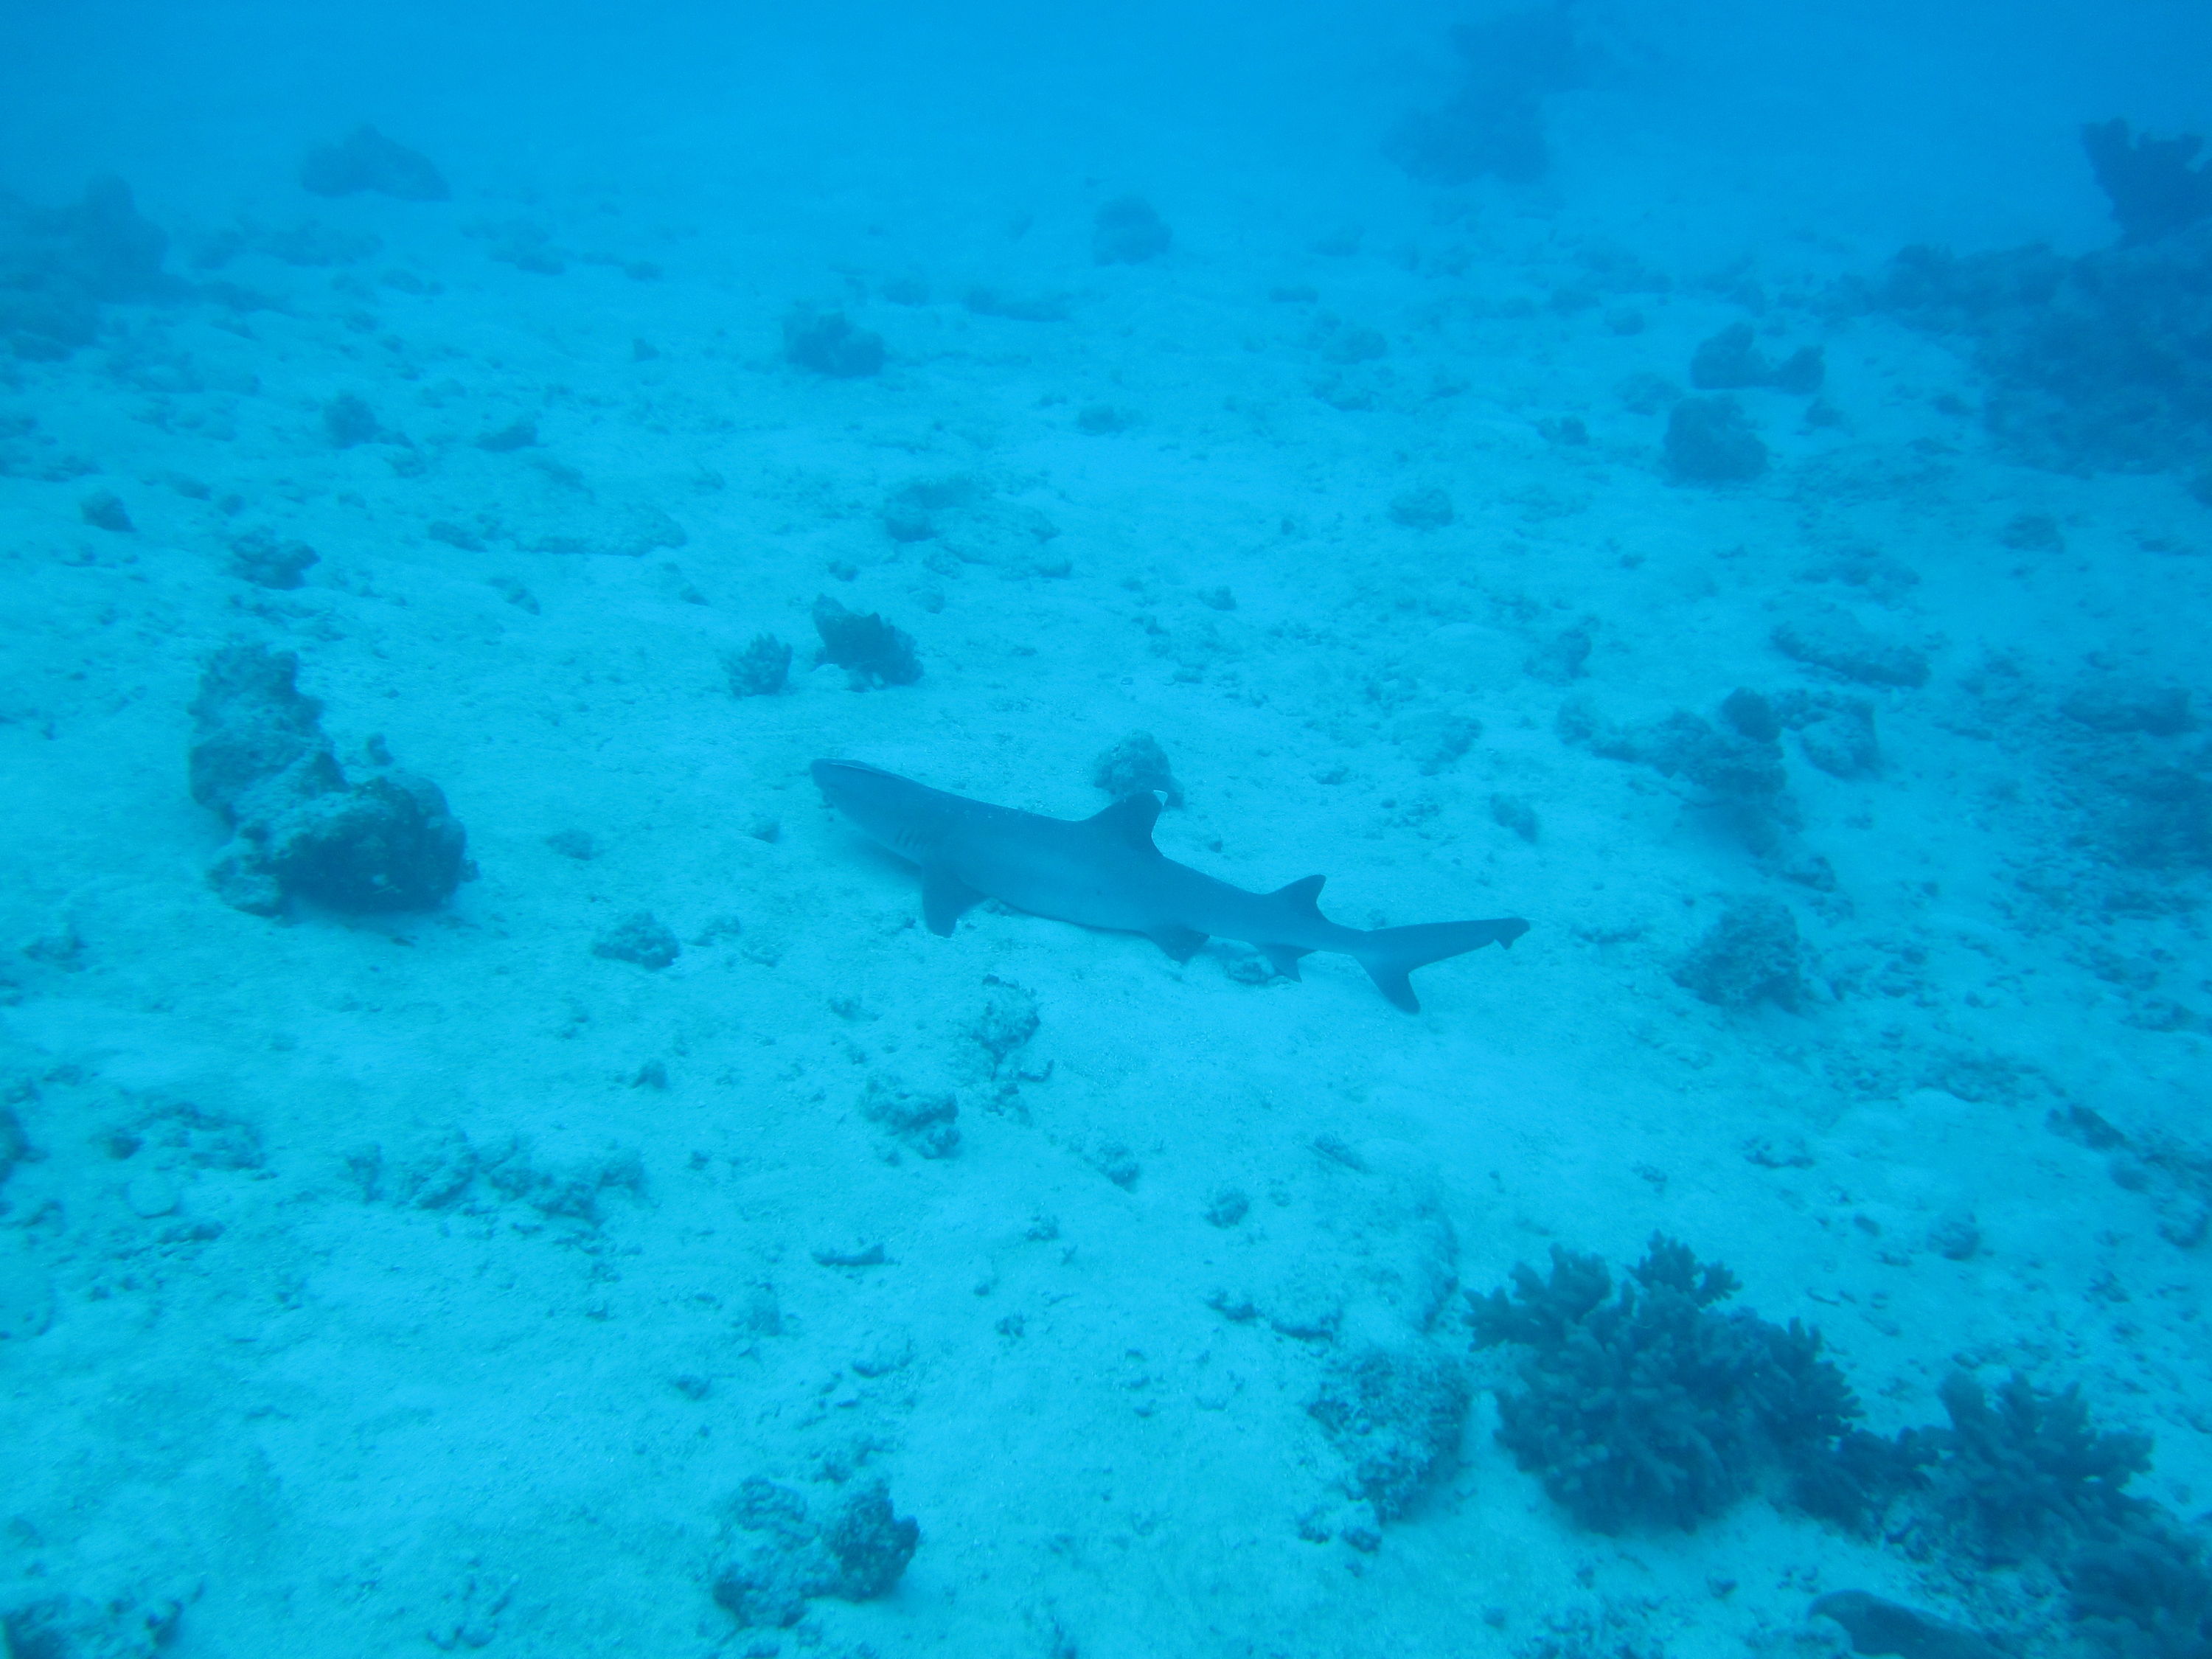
[1356,917,1529,1013]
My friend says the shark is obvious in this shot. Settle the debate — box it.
[811,759,1528,1012]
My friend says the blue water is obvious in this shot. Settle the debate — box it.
[3,3,2211,1655]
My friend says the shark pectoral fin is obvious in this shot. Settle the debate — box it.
[1147,923,1207,962]
[1088,792,1164,849]
[921,864,984,936]
[1262,945,1312,981]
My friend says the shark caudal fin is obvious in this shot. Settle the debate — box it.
[1357,918,1528,1012]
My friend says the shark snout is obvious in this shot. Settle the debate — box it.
[810,759,890,804]
[811,759,935,852]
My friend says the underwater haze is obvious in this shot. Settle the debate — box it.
[4,0,2212,1654]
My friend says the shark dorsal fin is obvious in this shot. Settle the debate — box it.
[1273,874,1326,918]
[1088,792,1163,849]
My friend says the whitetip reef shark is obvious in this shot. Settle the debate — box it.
[812,760,1528,1012]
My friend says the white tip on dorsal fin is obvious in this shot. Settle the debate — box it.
[1087,792,1163,848]
[1273,874,1326,918]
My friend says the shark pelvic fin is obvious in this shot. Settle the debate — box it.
[1088,792,1164,849]
[1262,945,1312,980]
[922,863,984,936]
[1147,923,1207,961]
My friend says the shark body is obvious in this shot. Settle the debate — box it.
[811,759,1528,1012]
